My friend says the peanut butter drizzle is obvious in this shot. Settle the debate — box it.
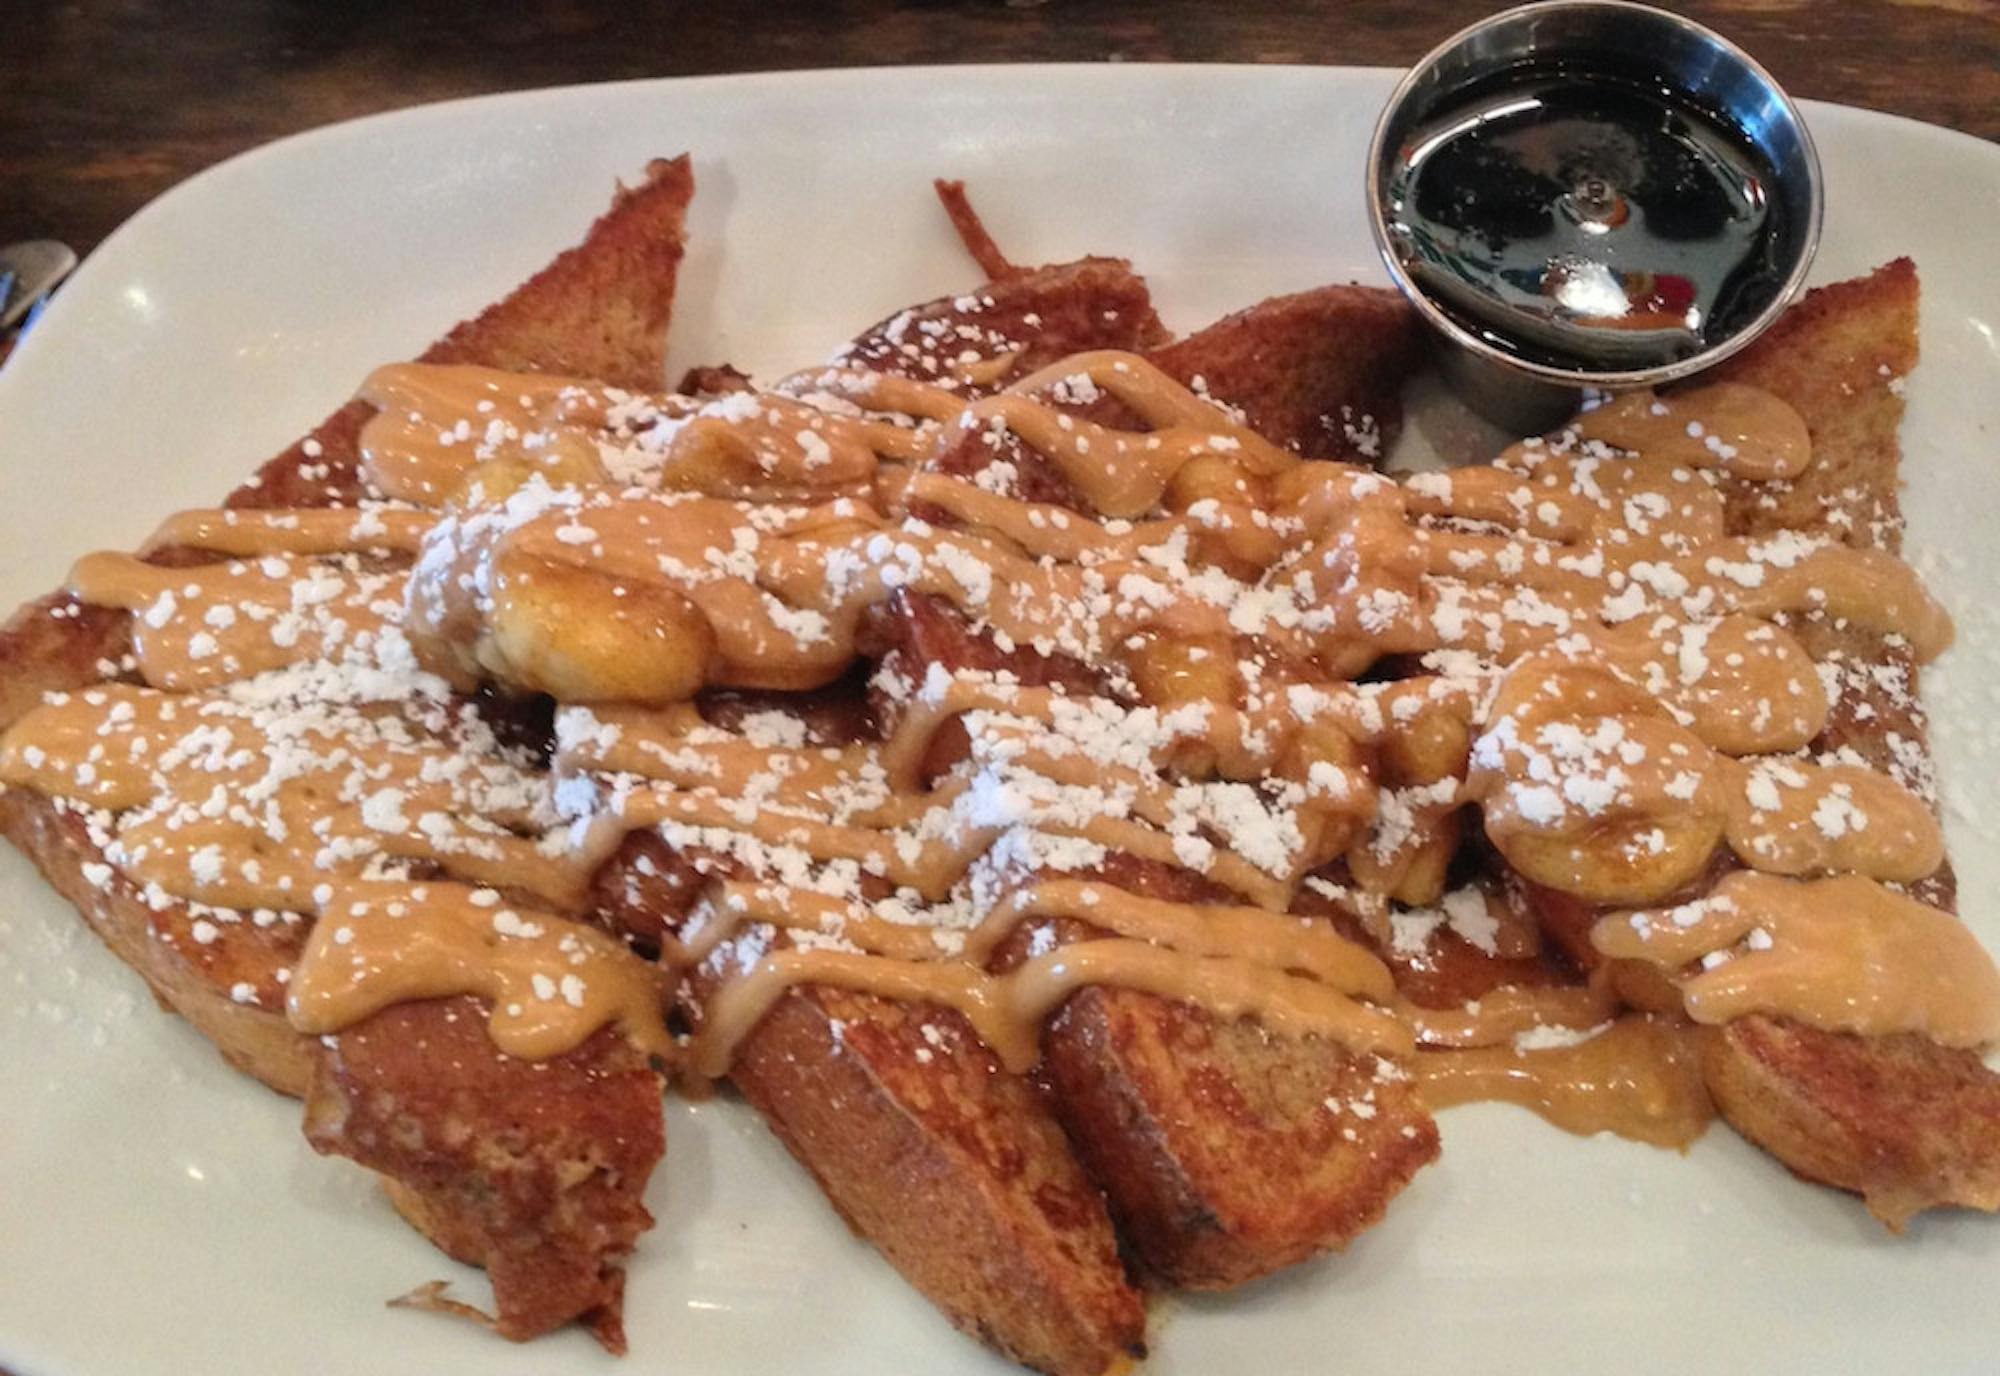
[0,682,669,1058]
[680,876,1394,997]
[67,551,404,691]
[358,362,607,504]
[145,506,431,559]
[1400,977,1619,1048]
[20,347,1987,1080]
[112,366,1950,714]
[957,351,1299,518]
[1413,1015,1713,1150]
[288,879,671,1059]
[1571,382,1811,482]
[1594,871,2000,1048]
[690,938,1413,1080]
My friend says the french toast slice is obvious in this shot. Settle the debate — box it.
[1007,856,1438,1290]
[1147,283,1419,463]
[1658,261,2000,1224]
[867,282,1440,1287]
[0,154,694,1091]
[304,999,664,1352]
[1699,1014,2000,1228]
[701,978,1149,1376]
[593,830,1148,1375]
[0,156,694,1342]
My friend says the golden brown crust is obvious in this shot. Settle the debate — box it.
[1710,256,1918,550]
[1700,1018,2000,1228]
[0,787,312,1093]
[1041,990,1438,1288]
[426,154,695,392]
[1149,283,1421,464]
[1690,259,2000,1222]
[0,156,696,1342]
[0,153,696,1085]
[304,999,665,1349]
[1007,858,1438,1290]
[226,155,696,512]
[0,598,130,730]
[722,985,1148,1376]
[846,254,1171,390]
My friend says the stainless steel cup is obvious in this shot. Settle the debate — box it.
[1366,0,1823,433]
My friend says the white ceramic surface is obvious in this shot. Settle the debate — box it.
[2,65,1999,1376]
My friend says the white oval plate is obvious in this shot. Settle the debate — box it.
[3,65,1999,1376]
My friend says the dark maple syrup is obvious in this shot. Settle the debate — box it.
[1383,67,1788,372]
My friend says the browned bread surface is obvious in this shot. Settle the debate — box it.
[1691,260,2000,1222]
[1711,255,1919,551]
[1004,857,1438,1290]
[879,287,1444,1286]
[0,600,128,731]
[1701,1018,2000,1229]
[304,998,665,1350]
[1148,283,1420,464]
[0,787,311,1093]
[1042,988,1438,1289]
[425,154,694,391]
[226,154,695,513]
[0,153,695,1085]
[601,806,1147,1372]
[724,985,1148,1376]
[845,254,1170,390]
[0,156,695,1342]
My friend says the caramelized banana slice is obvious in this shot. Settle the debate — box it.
[1471,658,1730,904]
[486,545,715,703]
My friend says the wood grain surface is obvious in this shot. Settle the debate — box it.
[5,0,1997,255]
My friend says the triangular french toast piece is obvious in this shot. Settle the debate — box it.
[1692,260,2000,1226]
[229,154,695,512]
[0,156,694,1345]
[1148,283,1420,463]
[590,801,1148,1375]
[840,255,1170,390]
[1004,855,1438,1289]
[0,156,692,1085]
[305,1000,664,1352]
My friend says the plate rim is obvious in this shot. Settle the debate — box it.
[5,61,2000,1376]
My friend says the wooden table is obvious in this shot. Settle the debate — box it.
[5,0,1995,254]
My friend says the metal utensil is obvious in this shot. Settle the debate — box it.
[0,240,78,331]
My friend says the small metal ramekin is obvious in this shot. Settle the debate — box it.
[1366,0,1823,432]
